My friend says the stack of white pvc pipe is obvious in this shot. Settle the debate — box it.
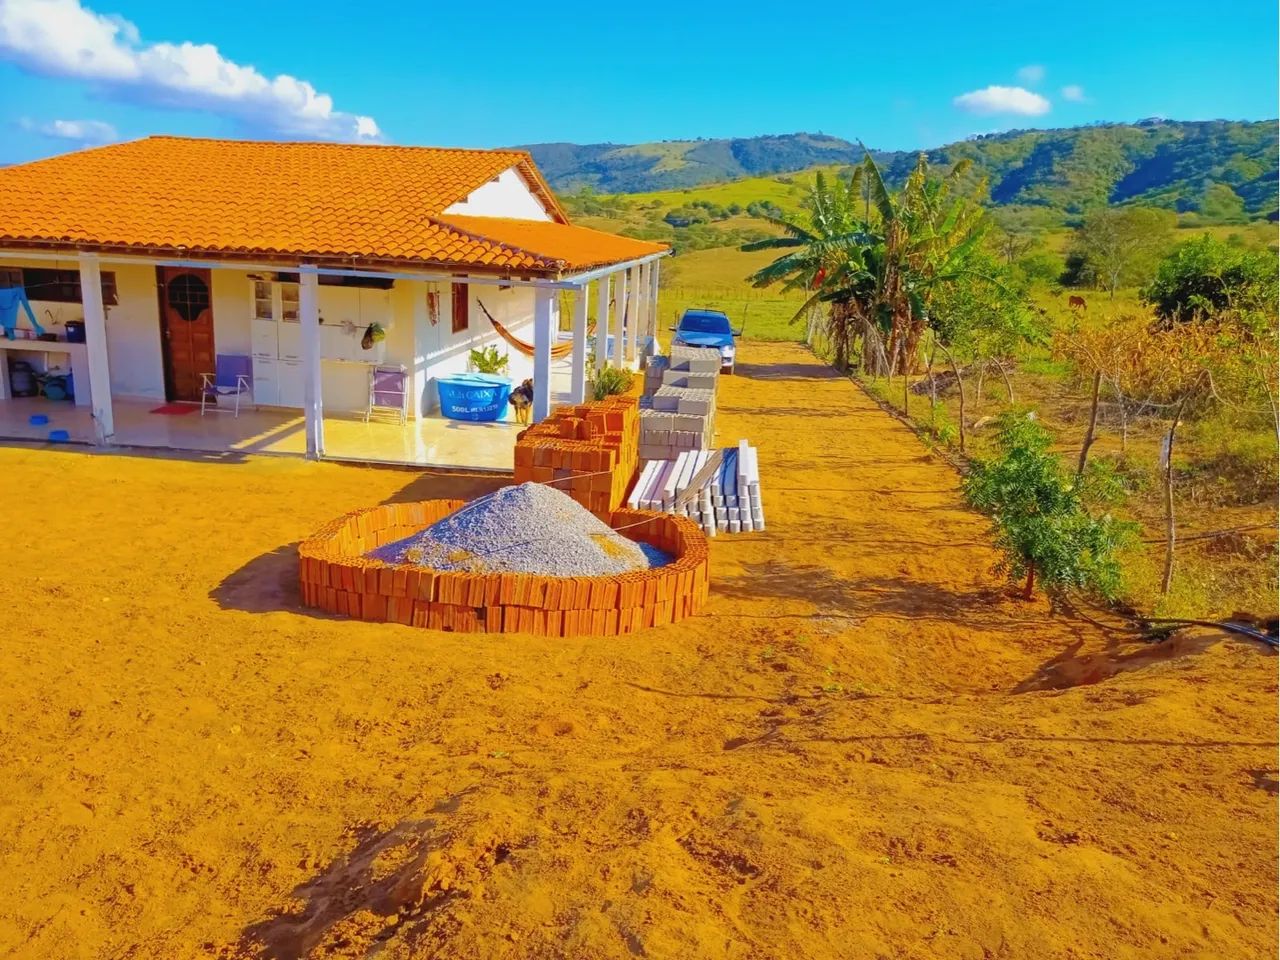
[627,440,764,536]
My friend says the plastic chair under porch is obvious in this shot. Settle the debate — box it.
[366,364,408,424]
[200,354,253,417]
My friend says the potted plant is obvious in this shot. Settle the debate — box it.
[469,344,510,376]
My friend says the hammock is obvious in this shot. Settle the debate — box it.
[477,299,596,361]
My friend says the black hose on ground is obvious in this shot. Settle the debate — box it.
[1057,591,1278,652]
[1139,617,1278,651]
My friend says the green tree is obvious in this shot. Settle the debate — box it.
[1067,206,1176,297]
[1142,234,1278,325]
[1198,183,1248,223]
[1013,250,1063,286]
[963,414,1134,600]
[928,254,1046,450]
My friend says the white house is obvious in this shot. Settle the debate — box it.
[0,136,667,464]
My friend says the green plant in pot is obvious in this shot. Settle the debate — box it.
[469,344,510,376]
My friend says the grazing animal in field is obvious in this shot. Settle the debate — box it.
[1068,295,1087,312]
[509,378,534,424]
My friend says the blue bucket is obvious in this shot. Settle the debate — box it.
[436,373,512,422]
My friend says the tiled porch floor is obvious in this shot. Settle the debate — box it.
[0,370,575,470]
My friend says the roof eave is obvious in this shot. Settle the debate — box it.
[0,238,571,280]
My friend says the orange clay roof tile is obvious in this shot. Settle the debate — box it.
[0,136,665,276]
[437,215,668,272]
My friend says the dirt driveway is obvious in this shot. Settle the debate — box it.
[0,340,1274,959]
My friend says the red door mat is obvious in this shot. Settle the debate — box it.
[149,403,199,415]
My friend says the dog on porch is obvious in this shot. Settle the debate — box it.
[508,378,534,425]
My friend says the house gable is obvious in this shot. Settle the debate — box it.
[443,167,555,222]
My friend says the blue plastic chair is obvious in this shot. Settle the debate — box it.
[200,354,253,417]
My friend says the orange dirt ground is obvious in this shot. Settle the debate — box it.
[0,340,1275,960]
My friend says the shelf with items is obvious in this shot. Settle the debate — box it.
[248,277,395,410]
[280,282,299,322]
[252,279,274,322]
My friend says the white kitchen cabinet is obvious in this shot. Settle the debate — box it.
[252,357,278,406]
[251,318,278,359]
[277,360,304,407]
[249,277,392,410]
[276,321,302,361]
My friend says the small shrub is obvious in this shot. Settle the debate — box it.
[590,366,634,401]
[963,412,1136,601]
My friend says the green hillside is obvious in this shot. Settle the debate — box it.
[527,119,1278,223]
[519,134,864,193]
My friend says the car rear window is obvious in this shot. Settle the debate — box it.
[680,312,731,333]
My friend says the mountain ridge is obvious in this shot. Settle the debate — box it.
[518,119,1278,220]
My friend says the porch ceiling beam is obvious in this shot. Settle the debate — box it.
[558,251,669,288]
[0,248,667,291]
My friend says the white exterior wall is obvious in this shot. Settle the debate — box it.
[2,257,166,400]
[108,262,166,399]
[416,280,536,413]
[442,167,553,221]
[3,257,542,422]
[210,269,253,363]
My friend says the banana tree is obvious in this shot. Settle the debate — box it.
[746,152,991,376]
[742,169,878,370]
[855,152,991,375]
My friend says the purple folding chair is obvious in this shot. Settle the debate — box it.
[200,354,253,417]
[366,364,408,424]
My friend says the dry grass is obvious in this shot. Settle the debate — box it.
[858,327,1279,620]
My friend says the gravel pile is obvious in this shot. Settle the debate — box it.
[369,482,669,575]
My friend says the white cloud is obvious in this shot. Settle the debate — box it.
[1016,64,1045,86]
[18,116,116,142]
[953,85,1051,117]
[0,0,380,141]
[1061,84,1087,103]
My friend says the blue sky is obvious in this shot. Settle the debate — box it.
[1,0,1276,164]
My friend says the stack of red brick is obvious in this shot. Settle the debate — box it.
[298,500,710,636]
[513,393,640,515]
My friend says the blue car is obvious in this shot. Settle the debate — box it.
[671,308,743,373]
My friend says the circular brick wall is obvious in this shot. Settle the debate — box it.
[297,499,709,636]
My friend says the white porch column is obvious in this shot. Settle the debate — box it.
[570,283,588,403]
[78,253,113,443]
[649,258,662,348]
[299,266,324,458]
[594,274,611,372]
[634,261,650,361]
[624,264,642,364]
[533,286,556,422]
[612,269,628,370]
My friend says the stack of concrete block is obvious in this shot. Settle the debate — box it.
[627,441,765,535]
[638,345,721,462]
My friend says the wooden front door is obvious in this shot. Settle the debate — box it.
[158,267,215,402]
